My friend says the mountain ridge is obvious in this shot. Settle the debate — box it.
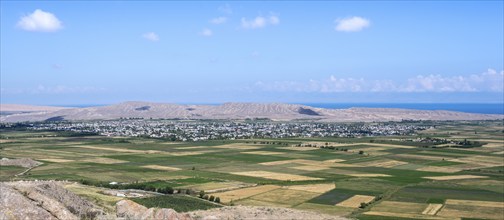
[0,102,502,122]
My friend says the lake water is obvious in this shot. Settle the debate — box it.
[299,103,504,115]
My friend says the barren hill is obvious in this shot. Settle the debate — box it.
[0,104,70,112]
[0,101,502,122]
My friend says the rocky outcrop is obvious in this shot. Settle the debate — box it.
[188,206,349,220]
[116,200,192,220]
[0,183,57,220]
[1,181,104,220]
[0,158,42,168]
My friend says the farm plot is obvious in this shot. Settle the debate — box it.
[283,183,335,194]
[423,175,488,181]
[248,188,320,206]
[356,159,408,168]
[141,165,181,171]
[336,195,375,208]
[230,171,322,181]
[437,202,504,219]
[241,151,284,156]
[80,157,128,164]
[422,204,443,215]
[210,185,280,203]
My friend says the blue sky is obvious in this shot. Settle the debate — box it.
[1,1,503,105]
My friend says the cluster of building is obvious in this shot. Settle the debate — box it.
[28,120,429,141]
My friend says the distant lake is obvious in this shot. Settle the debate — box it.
[299,103,504,115]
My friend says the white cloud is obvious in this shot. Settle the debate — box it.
[210,17,227,24]
[199,28,213,37]
[335,16,370,32]
[241,14,279,29]
[142,32,159,41]
[255,69,504,93]
[218,4,233,14]
[17,9,63,32]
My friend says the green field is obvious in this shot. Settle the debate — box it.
[132,195,222,212]
[0,120,503,219]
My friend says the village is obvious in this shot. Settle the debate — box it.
[26,120,430,141]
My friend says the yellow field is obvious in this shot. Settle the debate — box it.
[370,201,428,214]
[292,165,330,171]
[364,211,452,220]
[168,150,217,156]
[336,195,375,208]
[437,204,503,219]
[214,143,262,150]
[448,155,504,167]
[395,154,447,161]
[260,159,353,168]
[279,147,318,151]
[358,159,408,168]
[423,175,488,180]
[210,185,280,203]
[184,181,252,192]
[236,198,291,208]
[241,151,284,155]
[445,199,504,208]
[174,146,208,150]
[422,204,443,215]
[231,171,323,181]
[141,165,181,171]
[283,183,335,193]
[248,188,320,206]
[347,174,391,177]
[81,157,128,164]
[416,166,462,173]
[75,145,155,153]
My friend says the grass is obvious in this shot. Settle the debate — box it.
[131,195,222,212]
[0,165,25,180]
[426,198,445,204]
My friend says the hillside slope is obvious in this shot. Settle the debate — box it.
[0,101,502,122]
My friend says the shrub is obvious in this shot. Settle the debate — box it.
[209,195,215,202]
[215,197,220,203]
[203,195,209,200]
[199,190,205,198]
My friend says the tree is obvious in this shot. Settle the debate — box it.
[215,197,220,203]
[209,195,215,201]
[359,202,367,208]
[199,190,205,198]
[358,150,364,155]
[203,195,209,200]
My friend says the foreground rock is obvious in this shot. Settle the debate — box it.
[188,206,349,220]
[0,181,105,220]
[116,200,192,220]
